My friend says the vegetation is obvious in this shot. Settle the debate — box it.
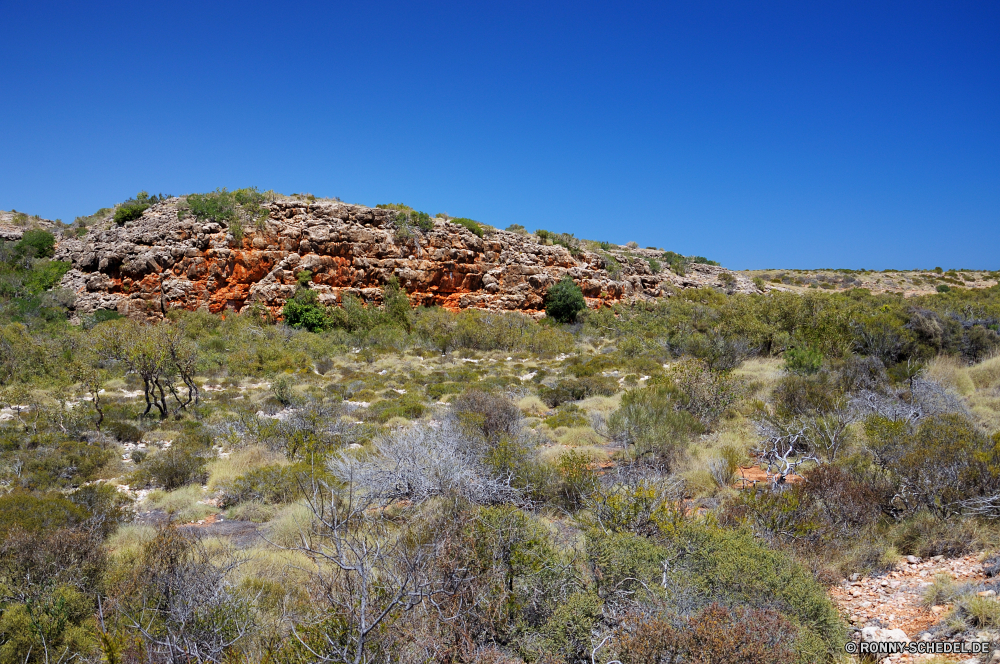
[113,191,168,225]
[449,216,483,237]
[179,187,272,241]
[545,276,586,323]
[4,200,1000,661]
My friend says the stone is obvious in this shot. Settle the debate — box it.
[861,626,909,643]
[55,197,764,321]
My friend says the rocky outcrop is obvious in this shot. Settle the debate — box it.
[0,210,61,242]
[55,197,760,320]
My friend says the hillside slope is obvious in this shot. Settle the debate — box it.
[55,196,759,319]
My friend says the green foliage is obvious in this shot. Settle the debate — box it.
[536,591,603,661]
[449,217,483,237]
[647,257,661,273]
[13,230,55,259]
[365,393,426,422]
[282,289,328,332]
[608,384,704,464]
[553,449,599,508]
[134,442,208,490]
[0,492,88,536]
[283,277,412,334]
[601,251,623,279]
[392,208,434,235]
[0,585,98,664]
[663,358,748,425]
[665,522,845,660]
[662,250,688,275]
[545,276,586,323]
[113,191,166,225]
[898,414,1000,517]
[185,187,270,240]
[543,402,588,428]
[220,463,308,505]
[784,344,823,374]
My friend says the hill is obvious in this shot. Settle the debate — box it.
[53,193,759,321]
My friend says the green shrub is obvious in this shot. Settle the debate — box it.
[608,384,703,464]
[113,191,165,225]
[614,604,798,664]
[137,446,208,490]
[543,403,588,428]
[536,591,603,661]
[896,415,1000,518]
[955,594,1000,628]
[937,284,951,293]
[365,395,426,422]
[784,345,823,374]
[553,449,598,508]
[220,463,308,506]
[450,217,482,237]
[665,522,846,660]
[538,376,616,407]
[106,419,143,442]
[663,359,748,425]
[647,257,661,273]
[601,251,623,278]
[662,251,688,275]
[393,209,434,234]
[13,230,55,259]
[545,276,586,323]
[185,187,269,239]
[282,289,329,332]
[68,483,133,536]
[451,390,522,439]
[0,492,87,536]
[922,573,960,607]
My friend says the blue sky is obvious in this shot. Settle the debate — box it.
[1,1,997,269]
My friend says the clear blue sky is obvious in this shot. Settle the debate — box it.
[1,1,997,269]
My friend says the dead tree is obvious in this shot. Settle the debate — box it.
[287,469,471,664]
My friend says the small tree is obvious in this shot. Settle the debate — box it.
[13,229,55,259]
[283,289,329,332]
[545,276,585,323]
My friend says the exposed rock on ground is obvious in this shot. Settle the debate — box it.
[830,554,1000,663]
[0,209,60,241]
[54,197,760,320]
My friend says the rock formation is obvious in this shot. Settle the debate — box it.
[53,197,760,320]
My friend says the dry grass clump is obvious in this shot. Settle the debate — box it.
[206,445,286,491]
[968,353,1000,390]
[925,355,976,395]
[265,502,313,547]
[146,485,214,522]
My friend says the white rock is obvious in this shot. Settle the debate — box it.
[861,626,909,643]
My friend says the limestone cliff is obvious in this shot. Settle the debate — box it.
[55,197,759,320]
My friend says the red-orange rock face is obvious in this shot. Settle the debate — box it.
[56,198,759,320]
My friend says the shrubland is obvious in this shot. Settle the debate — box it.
[1,248,1000,662]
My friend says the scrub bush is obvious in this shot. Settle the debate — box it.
[545,276,586,323]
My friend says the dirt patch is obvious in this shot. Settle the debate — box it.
[828,554,997,662]
[733,465,804,487]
